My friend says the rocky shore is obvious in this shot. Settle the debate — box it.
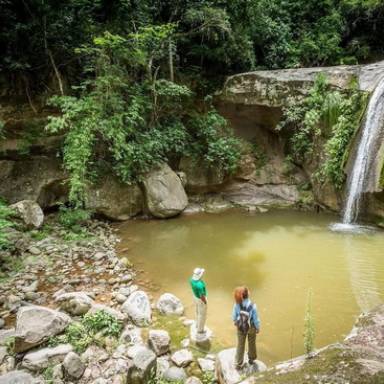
[1,201,384,384]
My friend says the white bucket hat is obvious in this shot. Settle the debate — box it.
[192,267,205,281]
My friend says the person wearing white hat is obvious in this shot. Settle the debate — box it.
[189,267,207,335]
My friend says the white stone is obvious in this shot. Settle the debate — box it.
[21,344,73,372]
[121,291,151,326]
[171,349,193,367]
[198,357,215,372]
[55,291,93,316]
[156,293,184,316]
[63,351,85,379]
[10,200,44,229]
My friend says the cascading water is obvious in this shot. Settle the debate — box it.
[341,76,384,226]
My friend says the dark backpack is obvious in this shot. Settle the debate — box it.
[236,302,253,334]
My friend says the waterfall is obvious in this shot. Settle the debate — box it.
[342,77,384,224]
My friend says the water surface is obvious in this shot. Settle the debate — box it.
[116,210,384,364]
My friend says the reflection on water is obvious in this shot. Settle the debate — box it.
[116,210,384,364]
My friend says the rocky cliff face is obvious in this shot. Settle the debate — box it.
[215,61,384,217]
[2,61,384,219]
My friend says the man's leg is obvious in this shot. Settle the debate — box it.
[196,298,207,333]
[235,330,246,369]
[247,327,257,363]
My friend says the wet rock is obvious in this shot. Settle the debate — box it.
[198,357,215,372]
[142,163,188,218]
[121,291,151,326]
[148,330,170,356]
[55,291,93,316]
[10,200,44,229]
[156,293,184,316]
[162,366,187,382]
[215,348,266,384]
[0,370,40,384]
[85,175,143,220]
[171,349,193,367]
[127,346,156,384]
[63,351,85,379]
[14,306,71,353]
[21,344,73,372]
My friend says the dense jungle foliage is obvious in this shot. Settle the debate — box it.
[1,0,384,205]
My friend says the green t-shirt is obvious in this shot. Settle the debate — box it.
[190,278,207,299]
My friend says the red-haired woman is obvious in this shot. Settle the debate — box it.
[232,286,260,370]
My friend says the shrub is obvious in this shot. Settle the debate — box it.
[49,310,122,353]
[0,200,15,251]
[58,206,91,232]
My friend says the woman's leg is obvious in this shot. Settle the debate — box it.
[235,330,246,369]
[247,327,257,363]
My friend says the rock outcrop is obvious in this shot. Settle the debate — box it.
[142,163,188,218]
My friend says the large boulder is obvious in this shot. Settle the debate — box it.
[142,163,188,218]
[86,175,143,220]
[156,293,184,316]
[10,200,44,229]
[148,330,170,356]
[121,291,151,327]
[55,292,93,316]
[127,346,156,384]
[14,306,71,353]
[215,348,267,384]
[21,344,73,372]
[0,370,40,384]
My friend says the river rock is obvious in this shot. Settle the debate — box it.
[156,293,184,316]
[142,163,188,218]
[55,291,93,316]
[10,200,44,229]
[198,357,215,372]
[215,348,267,384]
[121,291,151,326]
[0,370,40,384]
[148,330,170,356]
[171,349,193,367]
[21,344,73,372]
[14,305,71,353]
[63,351,85,379]
[120,325,143,345]
[127,346,156,384]
[162,366,187,382]
[86,175,143,220]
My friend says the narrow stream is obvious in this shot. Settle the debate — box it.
[116,209,384,364]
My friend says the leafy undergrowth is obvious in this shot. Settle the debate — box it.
[48,310,123,353]
[252,346,384,384]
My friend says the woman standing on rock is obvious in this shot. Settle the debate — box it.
[232,286,260,370]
